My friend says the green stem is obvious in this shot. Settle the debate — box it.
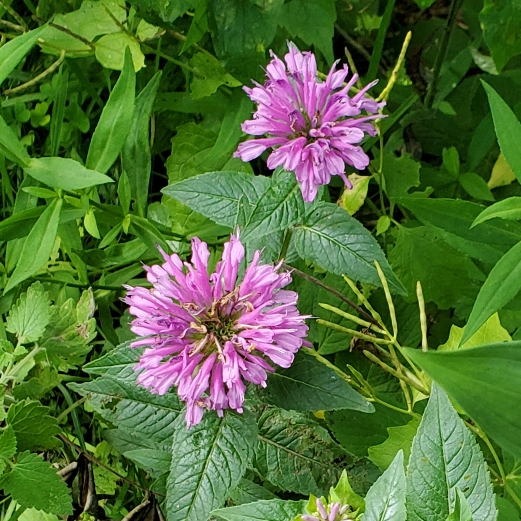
[57,396,87,424]
[367,0,397,82]
[278,228,293,262]
[424,0,464,108]
[371,396,421,419]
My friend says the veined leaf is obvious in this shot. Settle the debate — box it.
[24,157,113,191]
[86,50,136,174]
[405,384,497,521]
[212,499,305,521]
[0,27,45,85]
[462,241,521,344]
[162,171,270,228]
[472,197,521,227]
[294,202,406,295]
[262,350,374,413]
[4,197,63,294]
[166,410,257,521]
[406,343,521,459]
[482,81,521,183]
[363,451,406,521]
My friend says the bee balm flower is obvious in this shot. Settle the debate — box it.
[234,42,384,202]
[124,233,309,427]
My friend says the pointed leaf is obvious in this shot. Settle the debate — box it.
[447,489,473,521]
[462,241,521,344]
[406,384,497,521]
[86,50,136,174]
[4,197,62,294]
[166,410,257,521]
[406,343,521,459]
[363,451,406,521]
[472,197,521,227]
[294,202,405,295]
[0,114,30,166]
[262,350,374,413]
[482,81,521,183]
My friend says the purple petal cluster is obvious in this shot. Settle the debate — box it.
[234,42,384,202]
[124,233,309,428]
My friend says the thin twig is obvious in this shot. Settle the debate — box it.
[58,434,165,497]
[0,19,23,32]
[31,277,126,292]
[282,263,380,326]
[3,49,65,96]
[0,0,28,31]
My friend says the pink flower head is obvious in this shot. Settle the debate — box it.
[124,233,309,428]
[234,42,385,202]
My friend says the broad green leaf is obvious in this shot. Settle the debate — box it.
[212,499,305,521]
[406,384,496,521]
[1,451,72,515]
[261,350,374,413]
[294,202,406,295]
[482,82,521,183]
[406,343,521,459]
[4,197,63,294]
[367,419,419,471]
[6,282,50,344]
[388,226,473,309]
[122,72,161,216]
[255,408,345,495]
[440,313,510,351]
[281,0,336,63]
[24,157,113,191]
[480,0,521,71]
[339,174,371,215]
[0,207,44,242]
[181,0,208,53]
[70,344,181,447]
[126,0,196,24]
[95,32,145,71]
[380,151,420,201]
[447,489,473,521]
[330,470,365,510]
[7,400,61,452]
[0,115,31,166]
[242,171,306,241]
[123,448,170,476]
[162,171,270,228]
[86,50,136,174]
[363,451,406,521]
[459,173,495,202]
[472,197,521,227]
[462,241,521,344]
[166,410,257,521]
[0,27,45,85]
[0,426,17,473]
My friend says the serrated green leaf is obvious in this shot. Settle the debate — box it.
[24,157,113,191]
[7,400,61,451]
[6,282,50,343]
[363,451,406,521]
[4,197,62,294]
[162,171,270,228]
[228,478,277,505]
[368,419,419,471]
[406,384,497,521]
[381,151,420,201]
[86,50,136,174]
[166,410,257,521]
[1,451,72,515]
[255,408,345,495]
[472,197,521,227]
[261,350,373,413]
[123,448,170,477]
[190,53,241,99]
[242,171,305,241]
[70,345,181,448]
[405,343,521,460]
[462,241,521,344]
[212,499,305,521]
[482,82,521,182]
[0,426,17,473]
